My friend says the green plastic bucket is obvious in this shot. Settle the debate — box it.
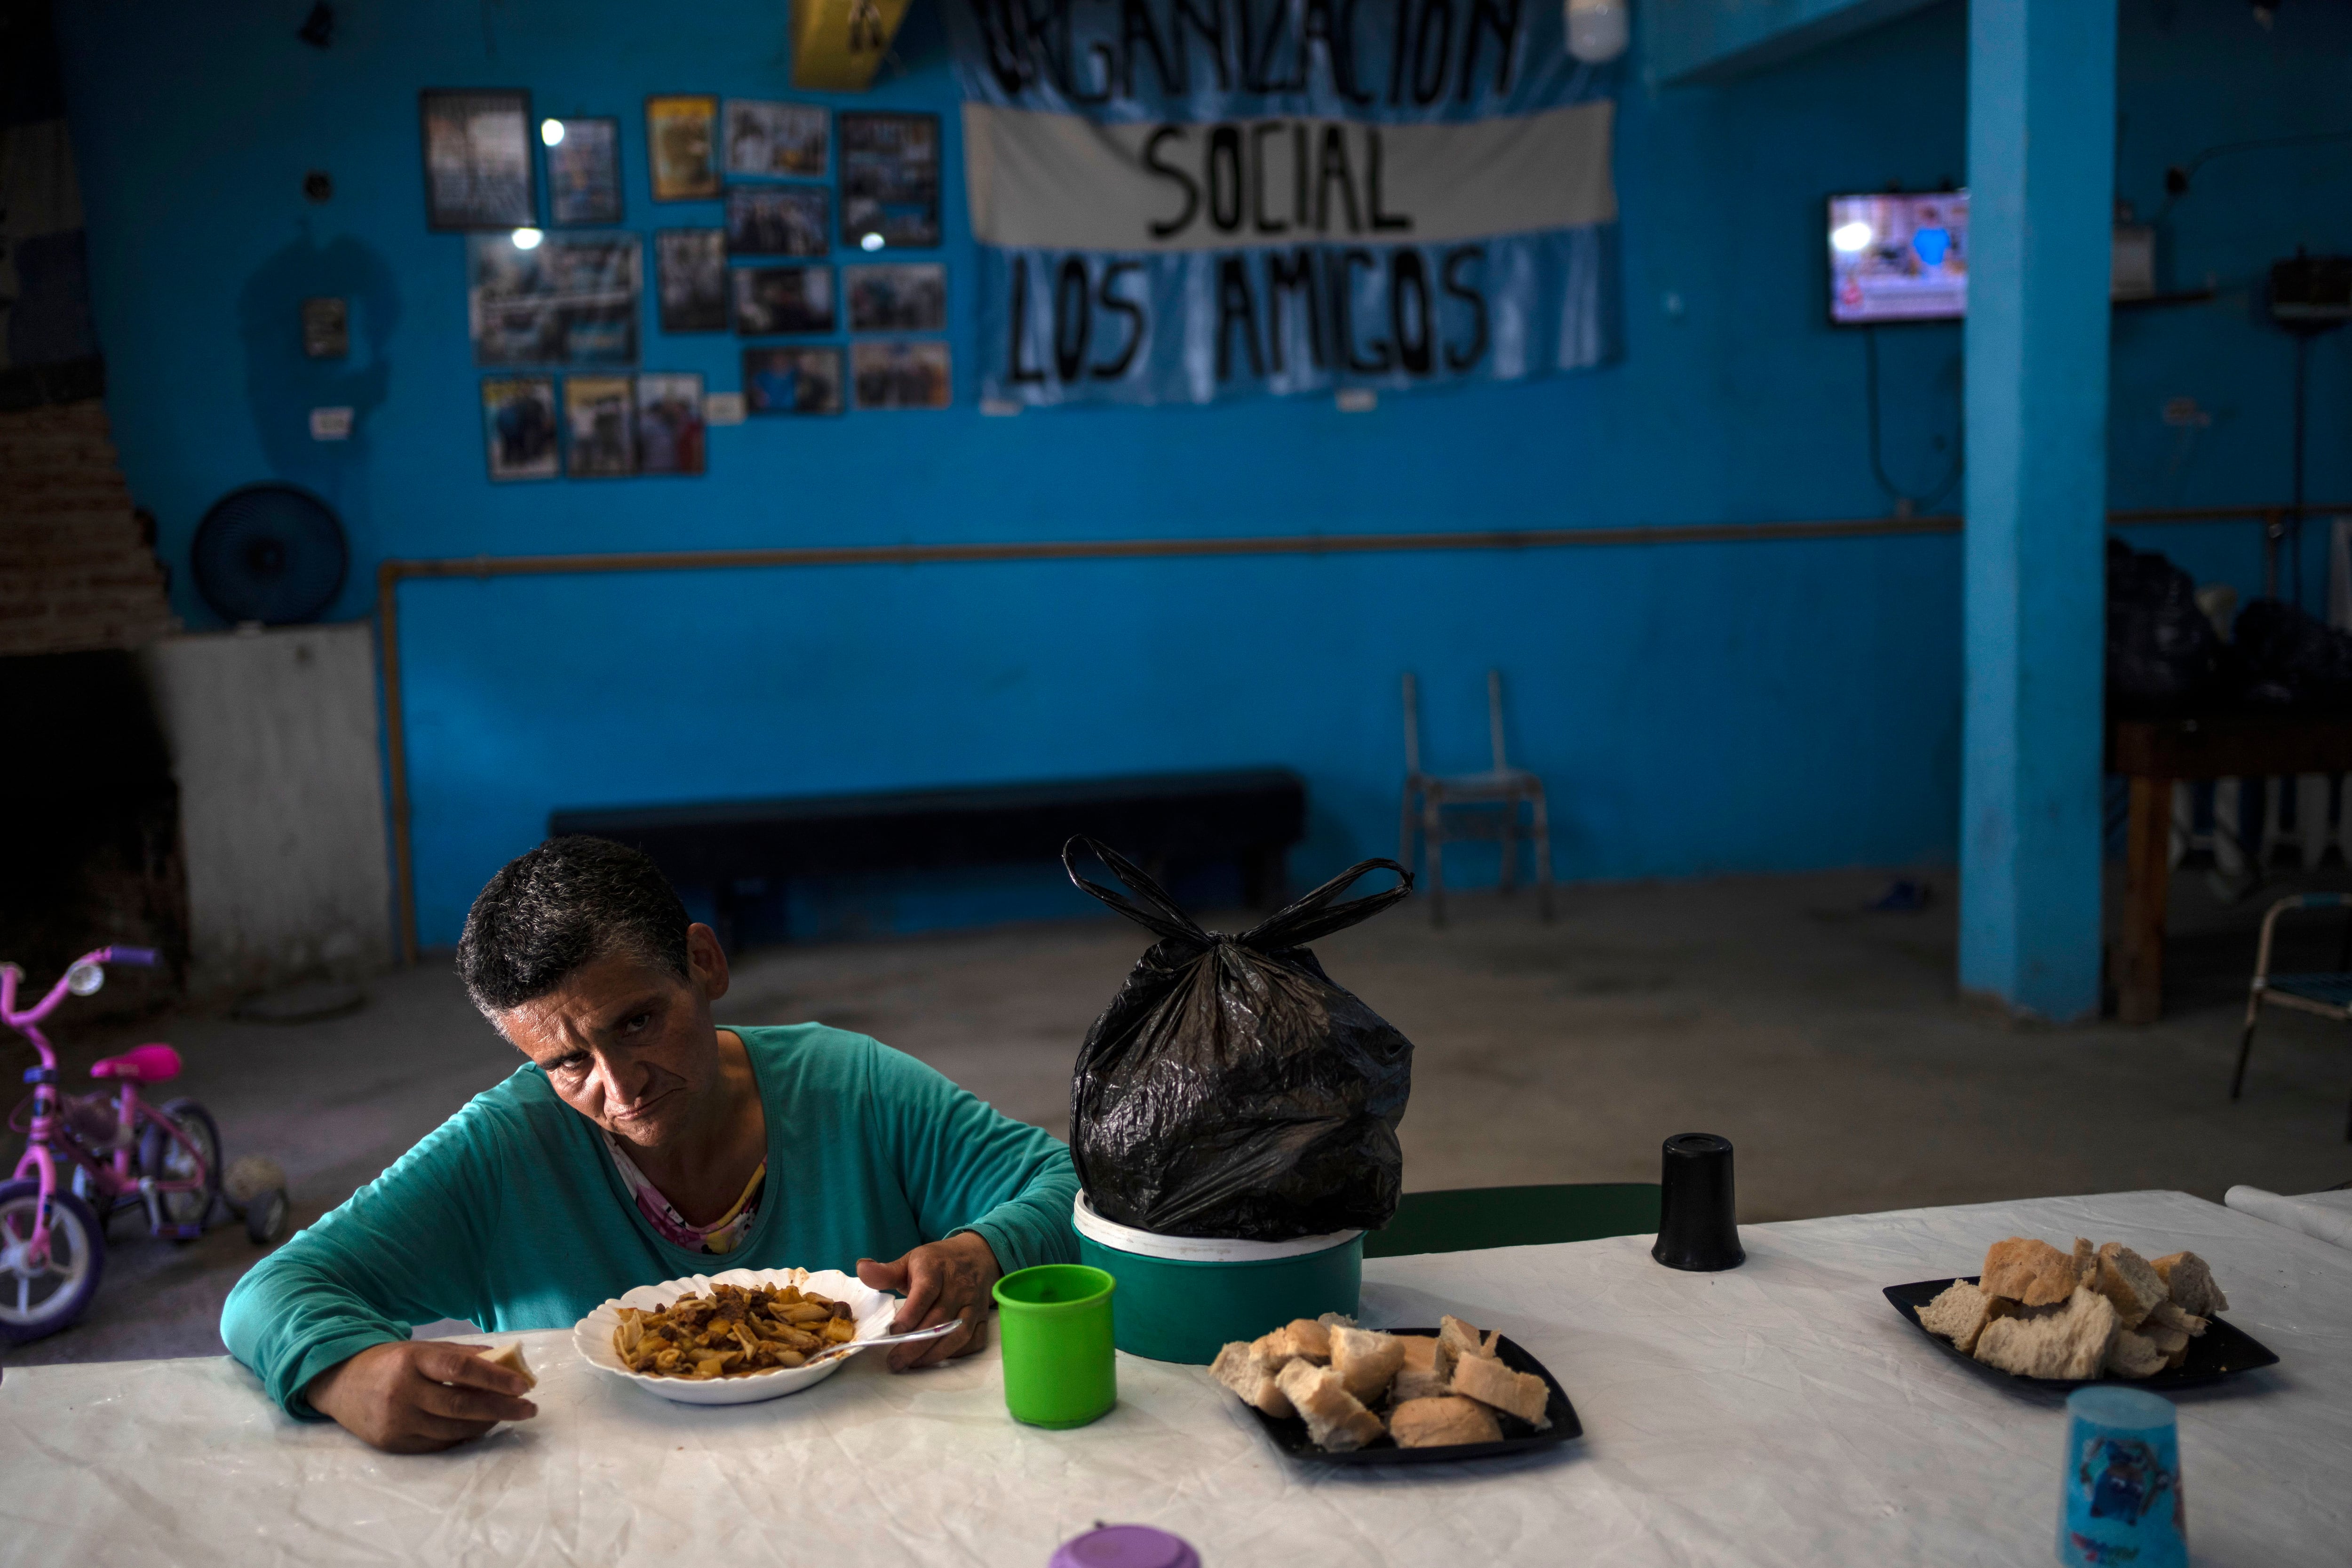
[1071,1193,1363,1365]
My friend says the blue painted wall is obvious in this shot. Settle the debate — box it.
[50,0,2352,946]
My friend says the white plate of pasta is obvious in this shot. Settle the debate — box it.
[573,1266,899,1406]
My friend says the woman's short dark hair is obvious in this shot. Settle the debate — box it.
[457,837,691,1014]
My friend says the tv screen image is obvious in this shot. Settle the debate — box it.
[1828,191,1968,325]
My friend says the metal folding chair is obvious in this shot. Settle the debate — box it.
[1399,670,1553,927]
[2233,891,2352,1141]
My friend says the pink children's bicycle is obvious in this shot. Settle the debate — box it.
[2,946,290,1343]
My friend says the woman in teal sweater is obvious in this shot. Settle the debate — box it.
[222,838,1078,1452]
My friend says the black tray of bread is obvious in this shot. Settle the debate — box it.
[1241,1329,1581,1465]
[1884,1277,2279,1392]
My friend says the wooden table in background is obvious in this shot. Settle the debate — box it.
[2111,714,2352,1022]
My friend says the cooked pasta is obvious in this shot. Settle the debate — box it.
[612,1281,858,1379]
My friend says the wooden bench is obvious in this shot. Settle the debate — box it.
[548,767,1308,948]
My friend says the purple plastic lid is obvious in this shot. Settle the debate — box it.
[1049,1525,1200,1568]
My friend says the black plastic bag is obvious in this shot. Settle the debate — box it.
[2233,597,2352,712]
[1064,838,1414,1241]
[2106,539,2218,713]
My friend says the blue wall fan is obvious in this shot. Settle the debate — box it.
[189,484,349,626]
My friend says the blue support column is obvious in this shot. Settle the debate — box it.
[1958,0,2117,1021]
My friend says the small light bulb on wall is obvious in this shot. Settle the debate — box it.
[540,118,566,146]
[860,232,885,251]
[1566,0,1628,63]
[511,227,544,250]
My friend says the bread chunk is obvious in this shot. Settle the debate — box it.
[1980,1238,2080,1307]
[1274,1359,1385,1452]
[2072,1237,2098,1286]
[1972,1287,2118,1379]
[1329,1326,1408,1405]
[2135,1299,2204,1364]
[1251,1318,1332,1367]
[479,1342,537,1391]
[2150,1251,2230,1317]
[2103,1329,2167,1380]
[2093,1243,2168,1329]
[1210,1341,1295,1419]
[1388,1336,1452,1403]
[1389,1395,1504,1449]
[1438,1314,1496,1365]
[1917,1281,1995,1353]
[1449,1350,1552,1427]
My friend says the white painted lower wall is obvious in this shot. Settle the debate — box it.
[137,624,393,997]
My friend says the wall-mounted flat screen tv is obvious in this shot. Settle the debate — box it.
[1828,191,1969,325]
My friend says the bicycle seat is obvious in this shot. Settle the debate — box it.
[89,1043,181,1084]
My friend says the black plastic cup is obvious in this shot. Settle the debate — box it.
[1652,1132,1744,1271]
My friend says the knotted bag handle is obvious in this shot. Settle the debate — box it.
[1062,837,1214,947]
[1237,857,1414,949]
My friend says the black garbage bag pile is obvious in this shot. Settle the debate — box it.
[1063,837,1414,1241]
[2232,597,2352,711]
[2106,540,2219,713]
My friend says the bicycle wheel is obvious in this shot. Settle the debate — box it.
[0,1180,106,1343]
[139,1099,221,1232]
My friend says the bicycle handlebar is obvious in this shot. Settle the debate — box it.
[105,946,159,966]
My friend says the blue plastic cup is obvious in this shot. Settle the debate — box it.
[2058,1385,2185,1568]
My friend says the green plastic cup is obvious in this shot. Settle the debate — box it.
[993,1263,1117,1429]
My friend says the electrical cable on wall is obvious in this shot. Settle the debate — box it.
[1863,326,1962,517]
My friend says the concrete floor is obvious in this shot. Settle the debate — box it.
[7,866,2349,1370]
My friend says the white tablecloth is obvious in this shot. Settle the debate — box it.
[2225,1183,2352,1249]
[3,1190,2344,1566]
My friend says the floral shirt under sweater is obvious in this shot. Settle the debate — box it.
[600,1131,766,1255]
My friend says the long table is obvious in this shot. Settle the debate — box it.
[4,1190,2344,1565]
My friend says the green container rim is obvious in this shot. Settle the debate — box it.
[993,1262,1115,1313]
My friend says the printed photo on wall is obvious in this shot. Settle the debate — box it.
[851,339,950,409]
[726,186,829,256]
[724,100,827,178]
[469,231,641,366]
[732,265,834,334]
[421,89,534,230]
[743,345,843,415]
[839,112,939,249]
[645,94,720,200]
[565,374,636,477]
[656,229,729,332]
[481,376,558,481]
[545,116,622,225]
[845,263,945,332]
[635,373,707,475]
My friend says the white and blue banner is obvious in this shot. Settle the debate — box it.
[944,0,1619,406]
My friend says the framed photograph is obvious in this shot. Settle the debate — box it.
[469,231,641,366]
[744,345,844,414]
[635,373,706,476]
[545,116,622,226]
[851,339,951,408]
[839,112,940,249]
[481,376,558,481]
[565,374,636,477]
[646,94,720,201]
[421,89,534,230]
[725,100,827,178]
[846,263,945,332]
[732,266,835,334]
[726,186,829,257]
[302,296,349,358]
[655,229,729,333]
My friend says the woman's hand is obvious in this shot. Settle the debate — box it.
[856,1232,1002,1370]
[307,1340,538,1453]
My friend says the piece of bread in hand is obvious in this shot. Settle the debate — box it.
[1329,1326,1408,1405]
[1917,1280,1996,1353]
[1980,1238,2081,1307]
[478,1342,537,1391]
[1211,1340,1296,1419]
[1388,1335,1452,1403]
[1389,1395,1503,1449]
[2150,1251,2230,1317]
[1971,1287,2118,1379]
[2092,1243,2168,1329]
[1274,1359,1385,1452]
[1449,1349,1552,1427]
[2102,1328,2168,1380]
[1251,1318,1332,1367]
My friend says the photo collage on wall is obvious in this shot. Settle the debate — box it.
[427,83,951,483]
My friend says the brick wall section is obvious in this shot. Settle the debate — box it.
[0,400,176,656]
